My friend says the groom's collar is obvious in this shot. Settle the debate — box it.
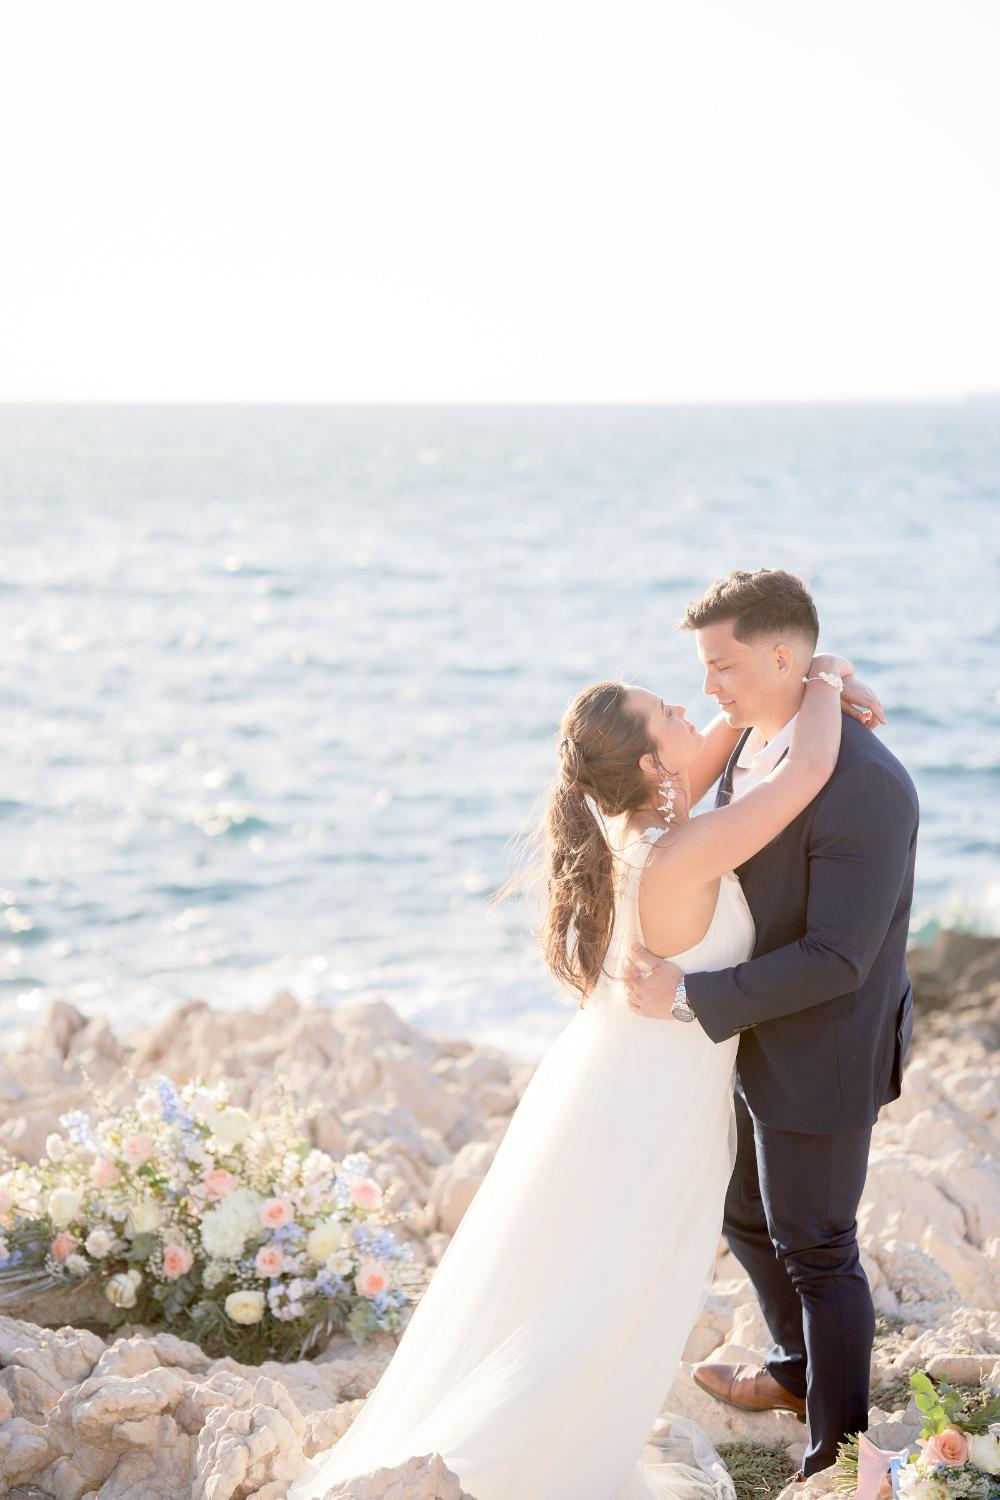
[736,712,799,774]
[720,727,754,797]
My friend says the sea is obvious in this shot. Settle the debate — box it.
[1,403,997,1063]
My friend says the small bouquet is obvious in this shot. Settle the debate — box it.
[836,1372,1000,1499]
[0,1067,420,1364]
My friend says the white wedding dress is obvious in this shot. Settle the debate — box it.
[288,813,756,1500]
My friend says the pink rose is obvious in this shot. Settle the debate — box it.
[349,1178,383,1212]
[922,1428,968,1468]
[260,1196,294,1228]
[121,1133,155,1166]
[202,1168,238,1201]
[90,1157,120,1188]
[355,1260,389,1298]
[255,1244,285,1277]
[162,1243,194,1279]
[51,1230,78,1263]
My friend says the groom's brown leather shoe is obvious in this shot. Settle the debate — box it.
[692,1361,807,1420]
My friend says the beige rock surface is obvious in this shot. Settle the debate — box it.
[0,932,996,1497]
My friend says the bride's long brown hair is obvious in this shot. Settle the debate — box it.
[496,681,664,1001]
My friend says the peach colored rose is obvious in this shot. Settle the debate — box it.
[121,1133,155,1166]
[90,1157,120,1188]
[51,1230,78,1263]
[254,1244,285,1277]
[202,1168,238,1201]
[162,1243,194,1279]
[260,1196,294,1228]
[355,1260,388,1298]
[349,1178,383,1212]
[923,1428,969,1468]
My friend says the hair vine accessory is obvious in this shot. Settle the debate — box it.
[656,770,680,827]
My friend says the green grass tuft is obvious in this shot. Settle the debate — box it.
[717,1440,799,1500]
[872,1312,907,1349]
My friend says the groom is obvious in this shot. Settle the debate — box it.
[626,568,919,1478]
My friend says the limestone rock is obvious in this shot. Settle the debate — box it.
[426,1141,496,1235]
[0,942,996,1496]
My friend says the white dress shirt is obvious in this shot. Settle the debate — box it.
[730,712,799,800]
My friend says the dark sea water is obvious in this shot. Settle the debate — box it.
[1,403,997,1060]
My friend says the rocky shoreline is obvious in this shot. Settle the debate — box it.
[0,930,998,1499]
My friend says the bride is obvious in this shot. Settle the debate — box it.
[288,650,877,1500]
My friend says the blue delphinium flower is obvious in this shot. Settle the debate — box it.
[339,1152,370,1177]
[58,1109,99,1152]
[155,1075,198,1130]
[314,1269,348,1298]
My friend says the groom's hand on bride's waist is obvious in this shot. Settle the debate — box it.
[624,944,685,1020]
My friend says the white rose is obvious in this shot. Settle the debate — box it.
[66,1253,90,1276]
[45,1132,67,1162]
[306,1218,344,1262]
[104,1269,142,1308]
[225,1288,265,1324]
[85,1228,113,1258]
[125,1198,162,1236]
[47,1187,83,1228]
[187,1086,220,1122]
[205,1107,253,1152]
[967,1434,1000,1476]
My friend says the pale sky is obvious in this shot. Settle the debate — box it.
[2,0,998,402]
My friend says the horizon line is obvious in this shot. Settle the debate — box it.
[1,394,997,408]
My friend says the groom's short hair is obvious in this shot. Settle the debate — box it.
[681,568,819,647]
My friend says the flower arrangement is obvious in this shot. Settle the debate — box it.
[0,1067,420,1364]
[836,1372,1000,1499]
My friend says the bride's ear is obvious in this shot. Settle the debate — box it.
[638,751,659,779]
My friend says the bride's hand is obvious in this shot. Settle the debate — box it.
[840,674,885,730]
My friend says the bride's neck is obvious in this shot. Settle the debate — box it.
[630,800,690,825]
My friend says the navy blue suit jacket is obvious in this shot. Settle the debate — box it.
[684,714,919,1134]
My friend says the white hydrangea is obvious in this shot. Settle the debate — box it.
[200,1207,249,1259]
[65,1253,90,1276]
[221,1187,265,1232]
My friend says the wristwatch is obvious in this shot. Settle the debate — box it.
[671,976,696,1023]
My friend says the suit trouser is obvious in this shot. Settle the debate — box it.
[722,1083,875,1475]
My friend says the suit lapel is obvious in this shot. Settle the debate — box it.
[716,727,754,807]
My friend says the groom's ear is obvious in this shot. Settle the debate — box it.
[773,641,796,676]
